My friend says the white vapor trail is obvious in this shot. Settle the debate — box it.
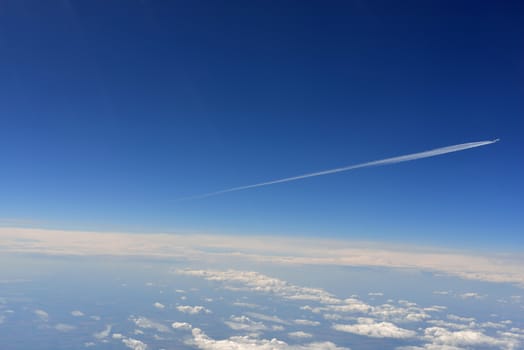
[182,139,499,200]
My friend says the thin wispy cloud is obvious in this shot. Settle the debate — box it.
[181,139,498,200]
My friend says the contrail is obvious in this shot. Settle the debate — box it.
[181,139,499,200]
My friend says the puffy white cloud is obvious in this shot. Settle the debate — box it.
[333,318,417,339]
[368,292,384,296]
[176,269,432,326]
[122,337,148,350]
[112,333,124,339]
[288,331,313,339]
[55,323,76,332]
[153,302,165,309]
[71,310,84,317]
[188,327,348,350]
[131,316,170,333]
[175,268,520,348]
[172,322,192,330]
[424,306,447,313]
[93,325,112,340]
[327,299,372,314]
[422,327,519,349]
[225,315,267,332]
[34,309,49,321]
[176,305,211,315]
[176,269,339,305]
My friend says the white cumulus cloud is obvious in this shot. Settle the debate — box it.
[122,337,148,350]
[225,315,267,333]
[333,318,417,339]
[188,327,348,350]
[153,302,165,309]
[93,325,112,340]
[423,326,519,349]
[131,316,170,333]
[172,322,193,330]
[177,305,211,315]
[34,309,49,321]
[288,331,313,339]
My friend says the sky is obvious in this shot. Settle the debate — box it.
[0,1,523,249]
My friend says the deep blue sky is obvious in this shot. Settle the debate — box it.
[1,1,523,249]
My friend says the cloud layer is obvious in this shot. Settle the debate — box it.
[1,227,522,287]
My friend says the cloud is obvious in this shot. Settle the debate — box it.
[131,316,170,333]
[233,302,261,309]
[176,305,211,315]
[55,323,76,332]
[93,325,112,340]
[225,315,268,333]
[370,302,430,323]
[294,319,320,326]
[333,318,417,339]
[175,269,339,306]
[122,338,148,350]
[424,306,447,313]
[245,312,290,325]
[176,269,431,326]
[172,322,193,330]
[447,314,475,323]
[153,302,165,309]
[2,227,523,287]
[432,291,451,295]
[188,327,348,350]
[34,309,49,321]
[288,331,313,339]
[173,267,522,348]
[368,292,384,296]
[71,310,84,317]
[459,292,485,300]
[422,327,519,349]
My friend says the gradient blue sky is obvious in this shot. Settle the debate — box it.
[1,1,523,249]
